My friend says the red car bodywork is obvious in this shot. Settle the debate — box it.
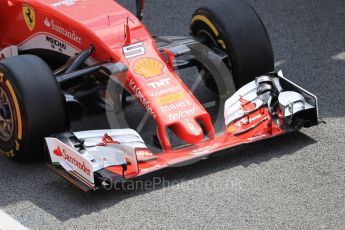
[0,0,298,180]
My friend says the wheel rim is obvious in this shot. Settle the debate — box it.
[196,29,233,70]
[196,30,219,48]
[0,86,14,142]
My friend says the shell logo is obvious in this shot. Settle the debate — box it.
[133,57,165,79]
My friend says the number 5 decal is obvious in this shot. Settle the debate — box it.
[123,42,145,59]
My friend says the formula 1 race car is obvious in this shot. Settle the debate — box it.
[0,0,318,191]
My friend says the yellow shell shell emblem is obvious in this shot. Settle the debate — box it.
[133,58,165,79]
[23,5,35,31]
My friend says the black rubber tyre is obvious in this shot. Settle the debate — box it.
[190,0,274,89]
[0,55,68,160]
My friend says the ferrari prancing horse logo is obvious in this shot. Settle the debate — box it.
[22,5,35,31]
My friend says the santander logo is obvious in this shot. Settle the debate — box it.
[44,17,82,44]
[53,146,91,176]
[53,146,63,156]
[44,17,51,27]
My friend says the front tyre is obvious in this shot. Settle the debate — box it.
[0,55,68,160]
[190,0,274,89]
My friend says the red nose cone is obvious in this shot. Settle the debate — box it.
[172,119,204,145]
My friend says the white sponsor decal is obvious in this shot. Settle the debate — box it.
[150,86,181,97]
[140,164,161,174]
[44,17,82,44]
[184,119,201,136]
[19,34,81,58]
[51,0,77,7]
[46,138,95,185]
[61,147,92,176]
[247,134,267,141]
[128,79,156,119]
[148,78,171,89]
[123,42,145,59]
[161,100,193,112]
[168,107,195,121]
[191,144,217,155]
[234,114,263,127]
[46,35,66,51]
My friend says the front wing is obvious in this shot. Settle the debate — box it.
[46,71,319,191]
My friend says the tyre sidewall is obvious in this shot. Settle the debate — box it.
[191,0,274,88]
[0,68,23,158]
[0,55,68,160]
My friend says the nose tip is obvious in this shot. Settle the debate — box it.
[171,119,204,145]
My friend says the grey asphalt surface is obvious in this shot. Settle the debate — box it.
[1,0,345,229]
